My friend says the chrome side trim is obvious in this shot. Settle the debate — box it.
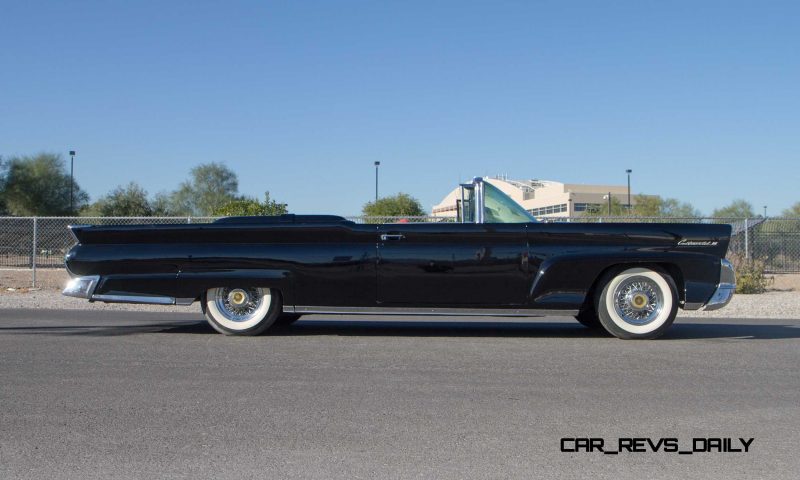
[62,275,196,306]
[704,259,736,311]
[62,275,100,299]
[284,305,578,317]
[90,294,175,305]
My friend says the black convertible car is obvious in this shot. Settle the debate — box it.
[63,178,735,339]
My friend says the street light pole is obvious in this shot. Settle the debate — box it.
[69,150,76,213]
[625,169,632,211]
[764,205,767,218]
[374,161,380,202]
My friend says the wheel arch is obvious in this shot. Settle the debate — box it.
[178,269,293,306]
[579,262,684,310]
[530,256,688,312]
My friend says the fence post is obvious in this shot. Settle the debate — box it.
[187,217,192,224]
[32,217,37,288]
[744,218,749,260]
[782,233,786,272]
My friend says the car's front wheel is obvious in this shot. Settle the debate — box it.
[204,287,280,336]
[595,267,678,339]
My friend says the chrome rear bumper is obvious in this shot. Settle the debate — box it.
[62,275,194,306]
[703,259,736,311]
[62,275,100,299]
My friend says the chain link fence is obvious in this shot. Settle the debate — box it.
[2,216,798,287]
[344,215,456,224]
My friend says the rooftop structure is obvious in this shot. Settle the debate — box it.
[432,176,635,218]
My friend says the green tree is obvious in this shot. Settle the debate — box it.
[660,198,702,217]
[0,153,89,215]
[362,193,425,216]
[631,194,700,217]
[630,195,662,216]
[150,192,174,216]
[582,196,627,217]
[712,199,756,218]
[213,192,289,216]
[580,194,700,218]
[782,202,800,218]
[168,163,239,215]
[82,182,153,217]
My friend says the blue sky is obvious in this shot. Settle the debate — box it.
[1,0,798,215]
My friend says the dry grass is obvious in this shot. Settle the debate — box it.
[770,274,800,292]
[0,268,69,292]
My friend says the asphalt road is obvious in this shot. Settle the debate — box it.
[1,309,798,480]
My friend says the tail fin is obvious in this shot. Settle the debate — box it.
[68,224,92,244]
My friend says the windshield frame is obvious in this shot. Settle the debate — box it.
[459,178,537,224]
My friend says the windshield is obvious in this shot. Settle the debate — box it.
[483,181,537,223]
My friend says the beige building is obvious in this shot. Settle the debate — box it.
[432,176,634,218]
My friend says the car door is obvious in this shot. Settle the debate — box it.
[376,223,529,306]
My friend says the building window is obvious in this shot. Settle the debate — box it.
[528,203,568,216]
[574,203,601,213]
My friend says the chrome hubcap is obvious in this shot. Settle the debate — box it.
[227,288,249,306]
[613,276,663,325]
[216,287,262,322]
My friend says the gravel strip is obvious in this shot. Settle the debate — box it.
[676,291,800,319]
[1,290,196,313]
[1,289,798,319]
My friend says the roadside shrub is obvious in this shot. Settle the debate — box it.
[729,253,772,294]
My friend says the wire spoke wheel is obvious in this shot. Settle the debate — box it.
[204,287,279,335]
[596,267,677,339]
[612,277,664,326]
[215,287,264,322]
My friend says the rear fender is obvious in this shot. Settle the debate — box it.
[529,253,719,309]
[176,269,293,303]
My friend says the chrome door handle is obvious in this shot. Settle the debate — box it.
[380,233,405,241]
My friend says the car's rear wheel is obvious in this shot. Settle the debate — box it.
[204,287,280,336]
[596,267,677,339]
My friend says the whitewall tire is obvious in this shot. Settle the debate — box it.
[204,287,280,336]
[596,267,678,339]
